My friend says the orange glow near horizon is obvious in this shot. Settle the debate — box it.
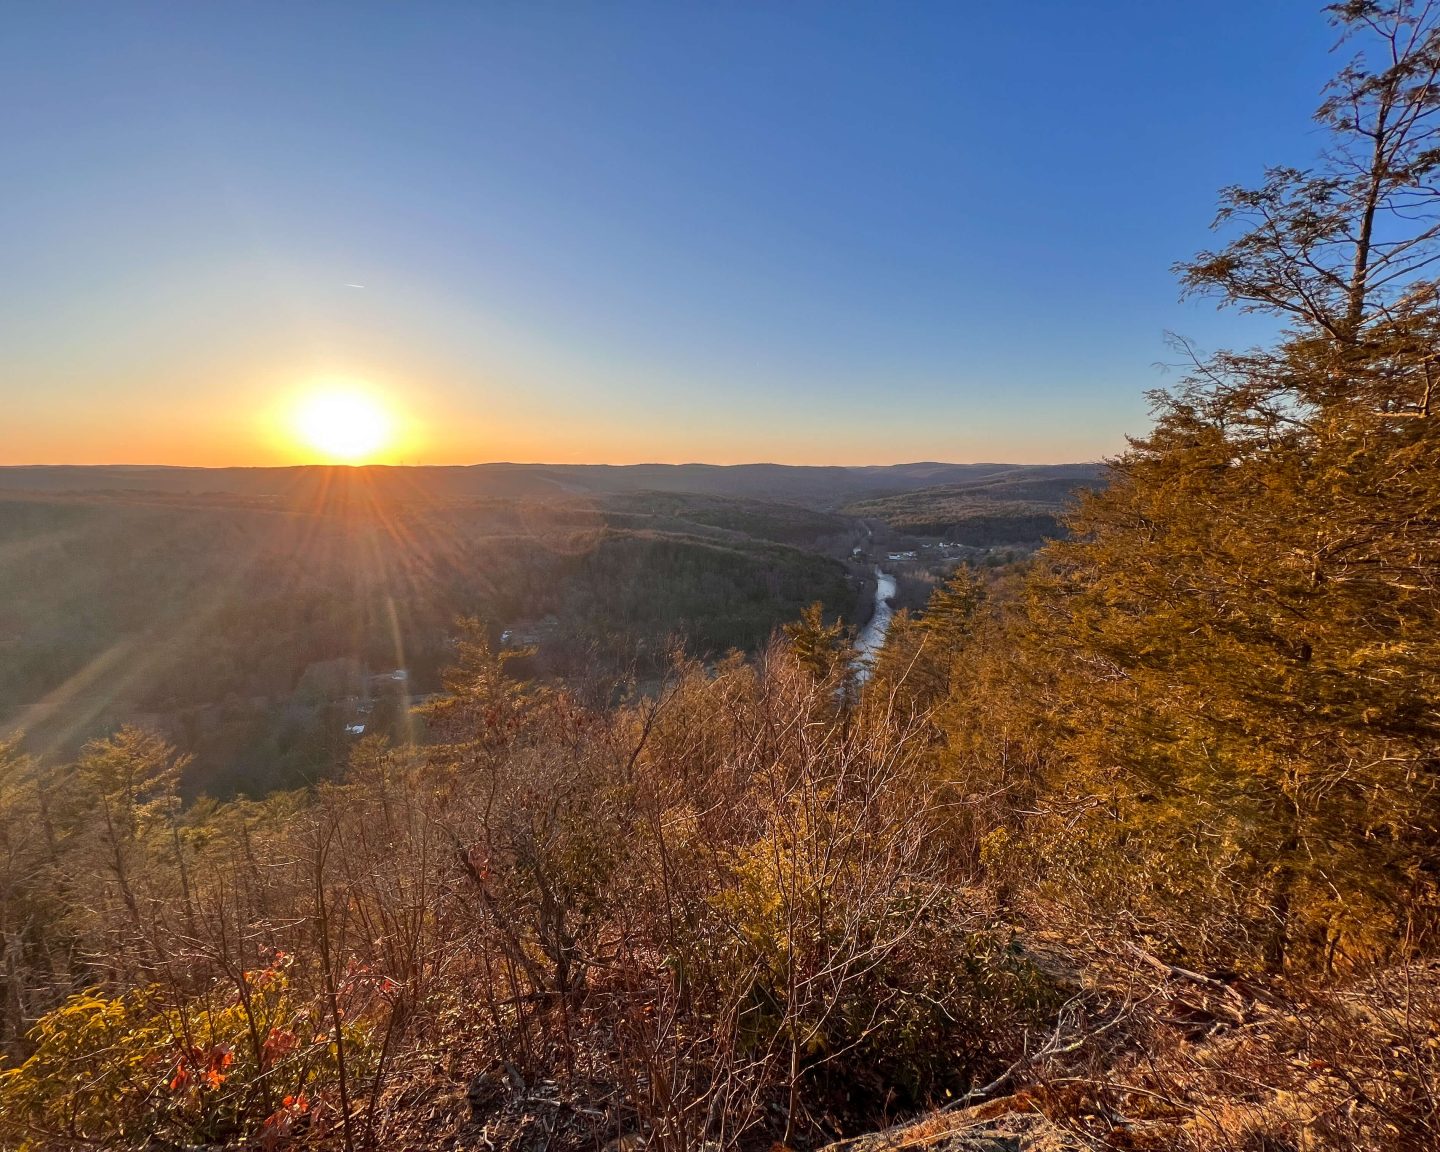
[10,372,1107,468]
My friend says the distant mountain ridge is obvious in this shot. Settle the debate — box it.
[0,461,1102,510]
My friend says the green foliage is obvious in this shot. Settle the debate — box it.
[918,566,985,646]
[782,601,854,685]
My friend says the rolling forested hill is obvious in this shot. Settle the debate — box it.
[0,462,1101,796]
[843,463,1106,544]
[0,479,862,794]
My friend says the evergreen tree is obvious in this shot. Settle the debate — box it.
[1031,0,1440,971]
[783,601,854,685]
[920,566,985,648]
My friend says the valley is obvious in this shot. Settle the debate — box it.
[0,461,1096,795]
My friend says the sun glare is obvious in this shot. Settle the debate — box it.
[292,389,394,462]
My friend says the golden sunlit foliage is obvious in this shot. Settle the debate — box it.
[3,5,1440,1151]
[0,964,375,1151]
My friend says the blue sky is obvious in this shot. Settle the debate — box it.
[3,1,1335,465]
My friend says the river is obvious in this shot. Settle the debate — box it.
[853,566,897,682]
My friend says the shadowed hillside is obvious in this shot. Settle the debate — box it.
[0,483,858,795]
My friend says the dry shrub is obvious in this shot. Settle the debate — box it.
[1014,956,1440,1152]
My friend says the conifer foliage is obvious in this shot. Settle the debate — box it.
[1030,0,1440,971]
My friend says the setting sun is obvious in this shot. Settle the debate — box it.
[291,389,394,462]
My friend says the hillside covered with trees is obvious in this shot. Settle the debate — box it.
[842,465,1106,546]
[3,4,1440,1151]
[0,486,860,796]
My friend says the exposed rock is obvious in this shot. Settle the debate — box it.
[824,1103,1092,1152]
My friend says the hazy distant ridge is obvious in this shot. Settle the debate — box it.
[0,461,1101,509]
